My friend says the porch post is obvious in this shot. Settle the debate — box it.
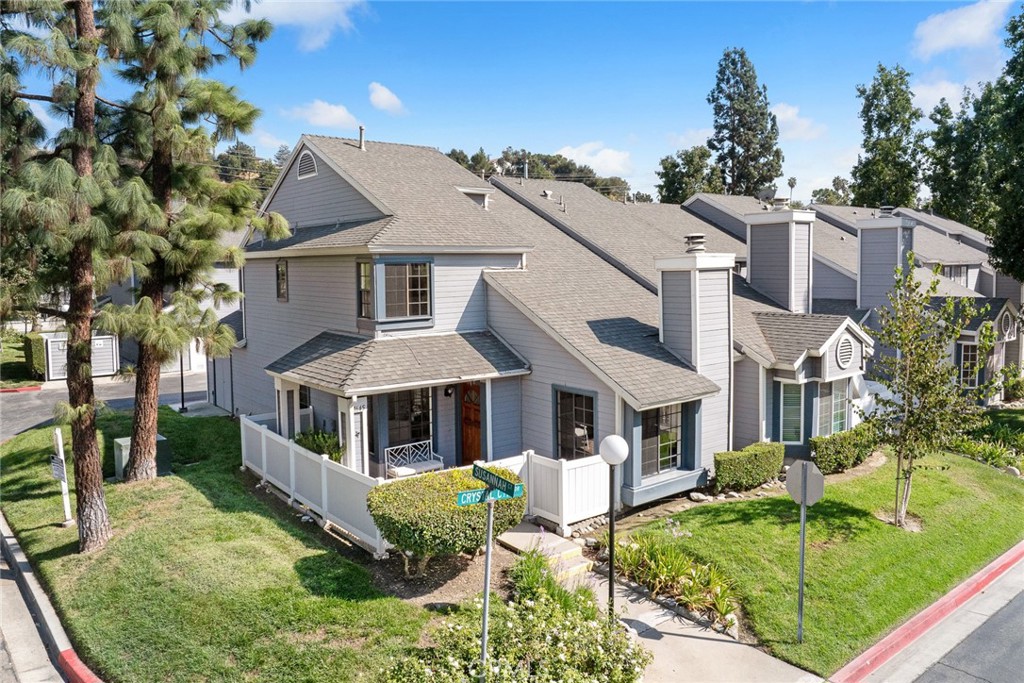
[292,382,302,436]
[273,377,286,436]
[337,395,351,469]
[484,378,493,461]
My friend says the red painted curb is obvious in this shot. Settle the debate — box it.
[832,539,1024,683]
[0,385,42,393]
[58,649,103,683]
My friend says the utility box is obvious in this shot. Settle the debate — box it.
[113,435,172,480]
[43,332,120,381]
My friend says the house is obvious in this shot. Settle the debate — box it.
[230,134,874,540]
[686,195,1022,401]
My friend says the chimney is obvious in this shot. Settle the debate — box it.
[742,207,815,314]
[656,249,735,464]
[358,125,366,151]
[856,215,915,311]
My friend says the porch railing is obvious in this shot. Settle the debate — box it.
[527,453,610,537]
[383,439,443,478]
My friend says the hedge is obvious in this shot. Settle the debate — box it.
[22,332,45,379]
[713,442,784,492]
[367,465,526,575]
[809,423,875,475]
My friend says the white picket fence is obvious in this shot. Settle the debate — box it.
[240,413,609,554]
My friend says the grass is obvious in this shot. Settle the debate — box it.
[631,450,1024,677]
[988,407,1024,432]
[0,408,429,683]
[0,337,41,389]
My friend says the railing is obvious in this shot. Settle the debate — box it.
[527,453,610,537]
[383,439,443,477]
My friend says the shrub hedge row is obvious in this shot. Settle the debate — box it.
[809,423,875,474]
[367,465,526,574]
[713,442,784,492]
[22,333,46,379]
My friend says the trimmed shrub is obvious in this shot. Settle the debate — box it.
[713,442,784,492]
[294,429,344,462]
[367,465,526,575]
[1002,364,1024,402]
[810,423,876,474]
[22,333,45,379]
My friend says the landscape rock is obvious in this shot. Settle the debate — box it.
[689,492,709,502]
[716,494,726,500]
[725,492,741,499]
[585,537,599,548]
[1006,465,1021,477]
[756,492,767,498]
[572,530,581,538]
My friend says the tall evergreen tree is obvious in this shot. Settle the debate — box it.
[101,1,287,482]
[1,0,117,551]
[655,145,724,203]
[992,7,1024,281]
[215,140,278,202]
[273,144,292,168]
[850,64,924,208]
[706,48,783,195]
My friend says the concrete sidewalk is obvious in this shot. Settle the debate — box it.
[584,574,821,683]
[0,555,63,682]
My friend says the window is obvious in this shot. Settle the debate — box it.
[942,265,968,287]
[299,385,310,410]
[358,262,373,319]
[817,379,849,437]
[275,260,288,301]
[641,404,683,477]
[960,343,980,388]
[556,390,595,459]
[781,383,803,443]
[388,388,431,447]
[384,263,431,319]
[296,150,317,179]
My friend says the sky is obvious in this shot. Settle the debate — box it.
[24,1,1020,202]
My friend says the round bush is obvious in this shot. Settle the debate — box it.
[367,466,526,568]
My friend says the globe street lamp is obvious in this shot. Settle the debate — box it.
[600,434,629,620]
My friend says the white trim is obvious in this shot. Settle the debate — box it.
[744,209,817,225]
[727,269,734,451]
[484,378,493,460]
[615,392,624,439]
[655,253,736,272]
[296,150,318,179]
[245,244,532,260]
[806,221,814,314]
[789,220,796,312]
[757,364,766,441]
[856,226,863,309]
[745,222,752,283]
[455,186,495,195]
[658,271,665,344]
[691,269,701,371]
[778,381,804,445]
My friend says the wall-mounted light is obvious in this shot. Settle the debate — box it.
[443,384,456,398]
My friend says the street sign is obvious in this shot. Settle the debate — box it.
[50,454,67,482]
[472,463,519,497]
[787,460,825,506]
[456,486,523,507]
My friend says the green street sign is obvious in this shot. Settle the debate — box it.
[472,463,519,497]
[456,485,524,507]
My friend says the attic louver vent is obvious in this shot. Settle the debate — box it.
[1002,311,1017,341]
[836,336,855,369]
[296,150,318,179]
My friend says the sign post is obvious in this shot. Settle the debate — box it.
[51,428,74,527]
[456,464,525,681]
[786,460,824,643]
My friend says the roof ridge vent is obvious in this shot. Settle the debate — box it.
[685,233,706,253]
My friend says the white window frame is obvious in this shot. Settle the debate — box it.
[960,342,980,388]
[383,262,431,320]
[942,265,968,287]
[780,382,804,445]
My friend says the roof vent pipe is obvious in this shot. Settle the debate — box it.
[685,233,706,253]
[358,125,366,151]
[772,196,789,211]
[879,205,894,217]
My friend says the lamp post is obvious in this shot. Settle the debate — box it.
[599,434,629,620]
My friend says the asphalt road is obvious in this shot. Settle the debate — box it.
[915,591,1024,683]
[0,372,208,442]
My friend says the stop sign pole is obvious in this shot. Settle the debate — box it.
[787,459,824,644]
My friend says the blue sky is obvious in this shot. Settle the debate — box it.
[26,1,1019,201]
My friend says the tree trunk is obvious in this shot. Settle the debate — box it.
[124,277,165,482]
[68,0,112,552]
[897,466,914,529]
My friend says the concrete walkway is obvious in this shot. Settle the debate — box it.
[0,555,63,682]
[585,573,821,683]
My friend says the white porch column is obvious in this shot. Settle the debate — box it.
[484,378,493,461]
[337,396,351,468]
[274,377,300,439]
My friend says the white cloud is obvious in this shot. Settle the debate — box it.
[249,129,290,156]
[28,102,61,136]
[772,103,826,141]
[555,141,633,176]
[913,0,1010,60]
[368,82,406,115]
[283,99,359,129]
[667,128,713,149]
[222,0,364,52]
[912,78,966,112]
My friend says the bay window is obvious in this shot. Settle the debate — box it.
[384,262,431,319]
[641,404,682,477]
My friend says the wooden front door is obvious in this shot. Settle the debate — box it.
[460,382,481,465]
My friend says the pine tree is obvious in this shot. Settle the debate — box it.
[655,145,724,203]
[992,8,1024,280]
[1,0,116,551]
[100,1,287,482]
[850,64,924,208]
[273,144,292,168]
[706,48,783,196]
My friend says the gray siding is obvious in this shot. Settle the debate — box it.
[697,269,731,468]
[995,273,1024,304]
[232,256,359,415]
[793,222,812,313]
[687,198,747,238]
[732,356,761,449]
[486,292,615,458]
[308,387,339,434]
[823,333,865,380]
[489,376,523,458]
[207,355,233,412]
[859,229,899,310]
[267,145,383,228]
[814,259,856,299]
[749,223,792,311]
[660,271,693,363]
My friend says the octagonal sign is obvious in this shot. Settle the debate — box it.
[787,461,825,506]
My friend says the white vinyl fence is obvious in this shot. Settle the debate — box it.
[527,454,610,537]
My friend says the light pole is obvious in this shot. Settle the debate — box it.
[178,346,188,413]
[599,434,629,620]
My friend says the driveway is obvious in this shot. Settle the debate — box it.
[1,371,209,442]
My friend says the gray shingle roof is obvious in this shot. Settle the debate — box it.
[931,297,1010,332]
[753,312,850,366]
[266,331,529,396]
[689,193,768,217]
[813,299,870,321]
[245,217,395,253]
[896,207,991,250]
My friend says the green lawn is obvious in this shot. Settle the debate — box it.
[0,338,41,389]
[0,408,429,683]
[989,407,1024,431]
[631,451,1024,677]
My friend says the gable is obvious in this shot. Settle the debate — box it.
[266,145,384,229]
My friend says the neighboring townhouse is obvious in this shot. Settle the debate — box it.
[687,194,1022,399]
